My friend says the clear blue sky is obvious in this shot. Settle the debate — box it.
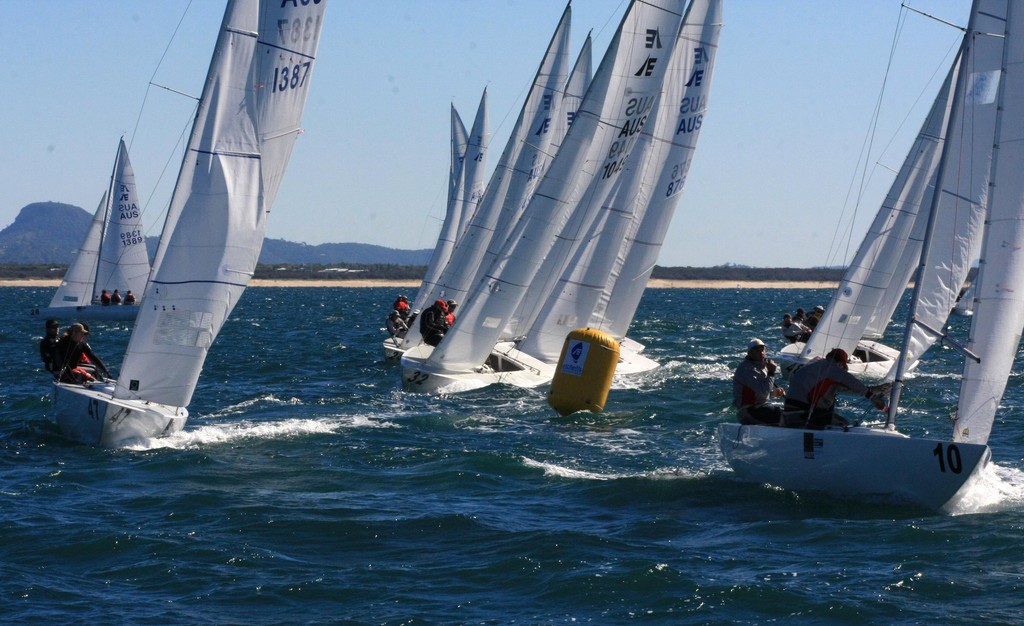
[4,1,970,268]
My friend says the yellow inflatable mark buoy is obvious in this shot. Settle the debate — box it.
[548,328,619,416]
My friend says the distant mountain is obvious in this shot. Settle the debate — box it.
[0,202,432,265]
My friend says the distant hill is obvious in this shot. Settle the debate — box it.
[0,202,432,265]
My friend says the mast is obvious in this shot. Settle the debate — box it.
[92,139,124,301]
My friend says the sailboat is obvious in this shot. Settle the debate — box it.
[719,0,1009,511]
[402,0,688,393]
[51,0,327,446]
[516,0,722,373]
[384,104,471,362]
[776,7,995,382]
[30,138,149,322]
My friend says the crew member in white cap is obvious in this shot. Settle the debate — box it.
[732,338,785,426]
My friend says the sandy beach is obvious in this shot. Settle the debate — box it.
[1,278,837,289]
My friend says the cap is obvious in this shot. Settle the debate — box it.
[435,299,449,311]
[68,323,89,335]
[747,338,765,351]
[826,348,848,364]
[814,305,825,313]
[446,299,458,308]
[389,310,400,318]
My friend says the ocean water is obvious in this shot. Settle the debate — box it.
[3,285,1024,624]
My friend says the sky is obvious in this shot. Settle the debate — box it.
[3,0,973,268]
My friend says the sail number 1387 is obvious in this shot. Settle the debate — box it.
[273,62,311,93]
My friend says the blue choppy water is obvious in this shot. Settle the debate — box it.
[3,285,1024,624]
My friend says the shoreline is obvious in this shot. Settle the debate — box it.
[0,278,838,289]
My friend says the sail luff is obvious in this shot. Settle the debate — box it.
[453,89,490,241]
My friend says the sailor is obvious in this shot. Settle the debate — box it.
[393,295,411,321]
[732,338,785,426]
[53,323,111,384]
[100,290,111,306]
[805,305,825,330]
[111,289,122,304]
[123,290,137,305]
[39,319,60,375]
[386,310,408,339]
[781,313,810,343]
[445,299,458,327]
[783,348,888,429]
[419,299,449,347]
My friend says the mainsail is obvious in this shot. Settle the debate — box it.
[113,0,327,408]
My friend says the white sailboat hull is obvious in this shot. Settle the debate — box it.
[31,304,140,321]
[718,423,990,511]
[402,341,553,393]
[616,338,659,375]
[402,335,657,392]
[53,382,187,447]
[383,337,404,362]
[776,339,903,381]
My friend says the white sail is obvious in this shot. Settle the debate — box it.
[521,0,722,362]
[47,139,149,308]
[800,58,960,362]
[895,8,1003,370]
[552,33,593,154]
[113,0,327,408]
[464,26,592,305]
[410,4,573,324]
[596,0,722,342]
[454,89,490,241]
[411,105,471,314]
[955,0,1024,445]
[417,0,687,374]
[49,193,106,307]
[449,105,470,212]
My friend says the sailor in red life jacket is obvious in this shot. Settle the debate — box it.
[419,299,450,347]
[732,338,785,426]
[393,295,411,321]
[445,299,457,327]
[783,348,888,429]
